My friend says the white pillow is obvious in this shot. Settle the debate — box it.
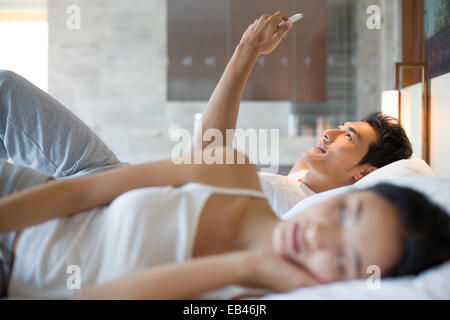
[355,176,450,212]
[354,155,433,187]
[282,185,354,220]
[283,156,435,220]
[262,260,450,300]
[273,176,450,299]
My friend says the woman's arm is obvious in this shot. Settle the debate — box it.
[76,249,319,300]
[76,252,246,300]
[0,147,258,233]
[0,157,191,233]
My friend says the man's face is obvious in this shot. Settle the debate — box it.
[303,121,378,185]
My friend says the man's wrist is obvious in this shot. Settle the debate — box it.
[235,41,260,62]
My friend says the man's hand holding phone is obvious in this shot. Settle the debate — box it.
[239,11,302,56]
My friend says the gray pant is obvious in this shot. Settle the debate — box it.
[0,70,128,297]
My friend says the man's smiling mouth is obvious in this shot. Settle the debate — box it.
[312,140,327,153]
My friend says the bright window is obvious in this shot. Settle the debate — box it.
[0,10,48,91]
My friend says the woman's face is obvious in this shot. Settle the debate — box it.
[272,191,404,283]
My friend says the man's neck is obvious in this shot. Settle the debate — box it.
[301,169,352,193]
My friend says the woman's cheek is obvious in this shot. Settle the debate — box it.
[304,253,339,283]
[271,223,285,254]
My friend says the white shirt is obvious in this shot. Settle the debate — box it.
[257,170,315,218]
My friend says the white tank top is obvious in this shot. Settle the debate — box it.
[8,182,267,299]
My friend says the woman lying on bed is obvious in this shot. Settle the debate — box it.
[1,146,449,299]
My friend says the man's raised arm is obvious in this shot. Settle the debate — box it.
[192,11,292,151]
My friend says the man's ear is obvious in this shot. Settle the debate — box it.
[353,165,377,181]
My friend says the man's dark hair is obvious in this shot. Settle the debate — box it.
[367,183,450,277]
[358,112,412,168]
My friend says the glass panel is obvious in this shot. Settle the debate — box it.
[229,0,295,101]
[167,0,358,136]
[167,0,229,100]
[168,0,328,102]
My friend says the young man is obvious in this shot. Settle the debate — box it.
[192,11,412,216]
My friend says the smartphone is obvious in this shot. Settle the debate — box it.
[278,13,303,27]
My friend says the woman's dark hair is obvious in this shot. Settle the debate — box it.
[359,112,413,168]
[367,183,450,277]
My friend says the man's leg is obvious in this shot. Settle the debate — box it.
[0,70,128,178]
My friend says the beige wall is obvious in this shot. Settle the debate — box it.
[429,72,450,178]
[399,72,450,178]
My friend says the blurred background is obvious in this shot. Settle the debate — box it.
[0,0,447,175]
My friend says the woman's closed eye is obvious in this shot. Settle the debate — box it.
[336,199,364,279]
